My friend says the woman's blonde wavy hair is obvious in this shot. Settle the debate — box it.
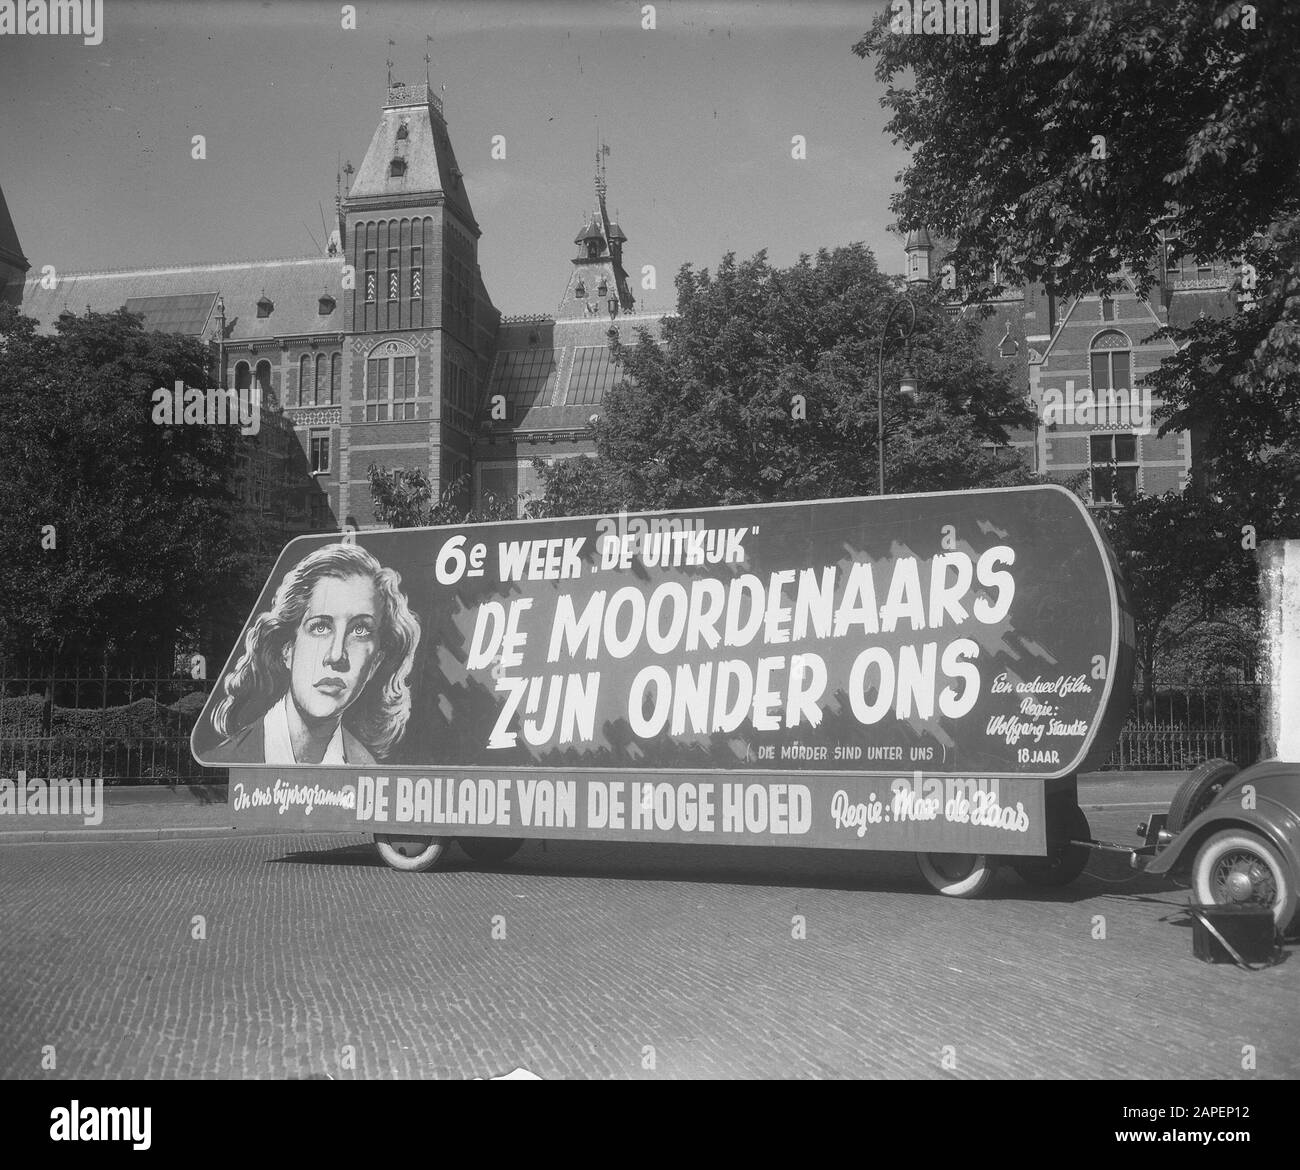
[210,542,421,760]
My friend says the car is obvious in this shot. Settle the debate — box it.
[1143,757,1300,935]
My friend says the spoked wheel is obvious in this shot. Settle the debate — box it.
[916,852,997,898]
[1192,830,1297,933]
[458,837,525,865]
[1013,804,1092,888]
[374,834,451,873]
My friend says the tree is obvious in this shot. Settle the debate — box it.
[367,465,522,528]
[538,245,1035,515]
[1094,492,1256,701]
[1146,213,1300,534]
[0,303,272,666]
[854,0,1300,299]
[854,1,1300,533]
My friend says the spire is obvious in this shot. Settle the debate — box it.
[558,144,636,317]
[330,158,351,254]
[594,138,634,313]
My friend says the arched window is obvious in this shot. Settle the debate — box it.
[299,355,311,406]
[365,339,417,421]
[234,361,251,391]
[315,353,327,407]
[255,360,273,398]
[1090,330,1131,392]
[330,353,341,405]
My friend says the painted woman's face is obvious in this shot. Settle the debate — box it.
[283,574,382,723]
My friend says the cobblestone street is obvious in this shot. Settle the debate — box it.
[1,802,1296,1080]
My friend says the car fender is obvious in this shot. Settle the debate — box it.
[1145,794,1300,878]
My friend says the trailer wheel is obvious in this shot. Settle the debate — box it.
[1012,805,1092,888]
[1191,829,1297,933]
[374,834,450,872]
[458,837,525,865]
[916,852,997,898]
[1167,758,1239,835]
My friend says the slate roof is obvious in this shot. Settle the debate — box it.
[19,256,346,340]
[347,83,478,232]
[556,258,627,318]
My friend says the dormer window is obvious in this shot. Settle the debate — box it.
[574,279,586,299]
[597,278,608,297]
[318,294,336,316]
[390,158,407,177]
[396,121,409,140]
[256,295,273,318]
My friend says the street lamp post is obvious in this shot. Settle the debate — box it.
[876,295,918,495]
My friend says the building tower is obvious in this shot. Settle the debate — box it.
[558,146,636,318]
[905,226,933,289]
[338,77,498,524]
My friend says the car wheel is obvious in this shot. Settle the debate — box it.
[1167,758,1239,835]
[1013,804,1092,887]
[374,834,450,872]
[916,852,997,898]
[1191,829,1297,933]
[458,837,525,864]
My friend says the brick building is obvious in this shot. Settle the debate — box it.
[10,77,1233,523]
[904,228,1241,506]
[12,80,666,530]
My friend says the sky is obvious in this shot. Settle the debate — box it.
[0,0,911,317]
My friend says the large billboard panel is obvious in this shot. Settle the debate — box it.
[193,486,1134,851]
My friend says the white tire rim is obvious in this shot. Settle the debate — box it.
[374,835,448,872]
[917,852,995,897]
[1192,832,1292,928]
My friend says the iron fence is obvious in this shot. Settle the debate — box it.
[1102,682,1268,770]
[0,656,223,785]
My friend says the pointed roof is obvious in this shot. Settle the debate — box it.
[0,182,30,276]
[574,214,605,247]
[345,82,478,233]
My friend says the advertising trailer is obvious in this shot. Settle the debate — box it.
[191,484,1136,896]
